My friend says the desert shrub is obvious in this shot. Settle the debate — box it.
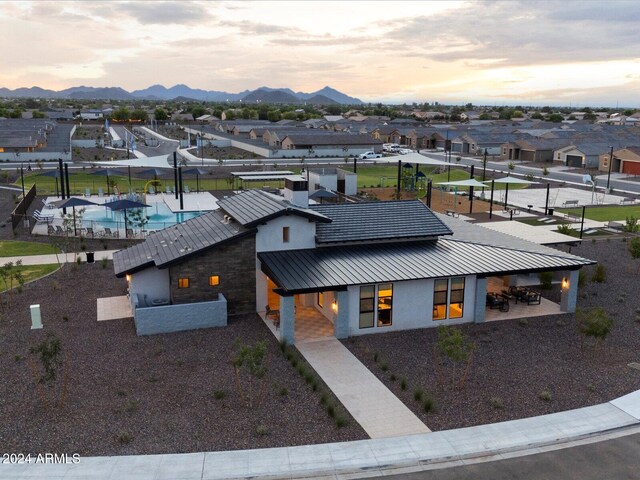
[578,269,587,288]
[413,388,424,402]
[214,389,225,400]
[591,264,606,283]
[423,395,437,413]
[256,425,269,436]
[489,397,504,409]
[434,325,476,389]
[577,307,613,350]
[123,400,139,412]
[539,390,552,401]
[115,432,134,444]
[400,377,407,390]
[335,415,349,428]
[380,362,389,372]
[232,340,268,408]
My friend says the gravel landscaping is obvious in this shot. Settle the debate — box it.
[0,263,365,456]
[343,238,640,431]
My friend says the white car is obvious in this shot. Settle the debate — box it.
[358,151,383,159]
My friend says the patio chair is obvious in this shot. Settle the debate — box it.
[104,227,119,238]
[55,225,65,235]
[85,187,91,197]
[166,186,171,194]
[86,227,95,238]
[184,185,190,194]
[47,225,55,235]
[486,293,509,312]
[148,186,155,195]
[98,188,104,197]
[126,228,134,238]
[265,305,280,330]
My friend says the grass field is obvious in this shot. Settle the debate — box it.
[0,241,60,257]
[558,205,640,221]
[18,166,529,195]
[0,264,59,292]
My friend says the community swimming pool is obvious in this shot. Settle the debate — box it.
[82,201,203,231]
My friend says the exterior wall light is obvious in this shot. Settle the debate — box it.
[561,277,569,289]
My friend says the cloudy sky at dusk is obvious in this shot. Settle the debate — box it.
[1,0,639,106]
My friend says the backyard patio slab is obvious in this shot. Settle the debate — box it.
[97,295,133,321]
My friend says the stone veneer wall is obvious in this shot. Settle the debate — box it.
[169,234,256,316]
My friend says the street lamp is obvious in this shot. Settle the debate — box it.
[200,124,204,166]
[606,146,614,191]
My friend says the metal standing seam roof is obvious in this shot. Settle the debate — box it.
[310,201,453,244]
[113,210,252,277]
[217,189,331,227]
[258,239,595,294]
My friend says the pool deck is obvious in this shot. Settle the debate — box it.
[30,193,219,238]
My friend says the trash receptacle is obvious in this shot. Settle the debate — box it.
[86,252,95,264]
[547,208,554,215]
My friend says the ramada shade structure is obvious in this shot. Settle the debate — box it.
[50,197,98,236]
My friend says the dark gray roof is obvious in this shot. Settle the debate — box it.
[283,134,382,146]
[217,189,331,227]
[113,210,252,277]
[310,201,452,244]
[258,239,594,293]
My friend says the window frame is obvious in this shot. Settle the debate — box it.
[178,277,190,289]
[209,275,220,286]
[282,226,290,243]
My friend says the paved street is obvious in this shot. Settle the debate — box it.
[378,431,640,480]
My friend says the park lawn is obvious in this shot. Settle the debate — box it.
[0,264,59,293]
[19,170,304,195]
[0,240,60,257]
[558,205,640,222]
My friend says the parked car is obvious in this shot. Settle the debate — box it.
[358,151,383,159]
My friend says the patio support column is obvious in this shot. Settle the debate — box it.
[334,290,349,339]
[279,295,295,344]
[560,270,579,313]
[474,277,487,323]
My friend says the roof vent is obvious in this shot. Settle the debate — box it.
[221,215,231,224]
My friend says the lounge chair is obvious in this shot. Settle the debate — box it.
[47,225,55,235]
[148,186,155,195]
[86,227,95,238]
[85,187,91,197]
[98,188,104,197]
[166,186,171,194]
[126,228,134,238]
[104,227,119,238]
[33,210,54,224]
[184,185,190,194]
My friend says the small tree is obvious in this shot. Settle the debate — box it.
[542,166,549,177]
[232,340,269,408]
[629,237,640,273]
[624,216,639,233]
[576,307,613,351]
[28,333,69,409]
[434,325,475,389]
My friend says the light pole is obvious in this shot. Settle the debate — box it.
[200,124,204,166]
[606,146,614,191]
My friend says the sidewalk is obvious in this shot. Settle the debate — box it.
[1,390,638,480]
[0,250,117,266]
[297,337,430,438]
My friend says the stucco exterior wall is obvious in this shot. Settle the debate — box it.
[255,215,316,253]
[129,268,170,308]
[134,295,227,336]
[344,275,477,337]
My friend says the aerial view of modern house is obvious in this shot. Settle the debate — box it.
[114,180,594,342]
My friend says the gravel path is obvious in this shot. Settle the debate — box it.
[0,263,365,456]
[343,238,640,431]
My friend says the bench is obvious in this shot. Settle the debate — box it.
[620,198,636,205]
[562,200,579,207]
[606,221,624,231]
[445,209,460,218]
[33,210,54,224]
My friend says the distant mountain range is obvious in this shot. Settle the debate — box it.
[0,84,362,105]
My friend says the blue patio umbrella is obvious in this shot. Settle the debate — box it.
[103,199,150,237]
[182,168,209,193]
[50,197,98,236]
[91,169,127,196]
[138,168,171,193]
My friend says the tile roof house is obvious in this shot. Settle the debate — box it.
[114,183,593,340]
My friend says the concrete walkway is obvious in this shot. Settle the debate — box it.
[297,337,431,438]
[0,250,117,266]
[2,390,638,480]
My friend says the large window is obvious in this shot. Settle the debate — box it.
[359,285,375,329]
[433,277,465,320]
[178,278,189,289]
[449,277,465,319]
[359,284,394,329]
[282,226,290,243]
[377,283,393,327]
[433,279,448,320]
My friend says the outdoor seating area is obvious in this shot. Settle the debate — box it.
[509,286,542,305]
[486,292,510,311]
